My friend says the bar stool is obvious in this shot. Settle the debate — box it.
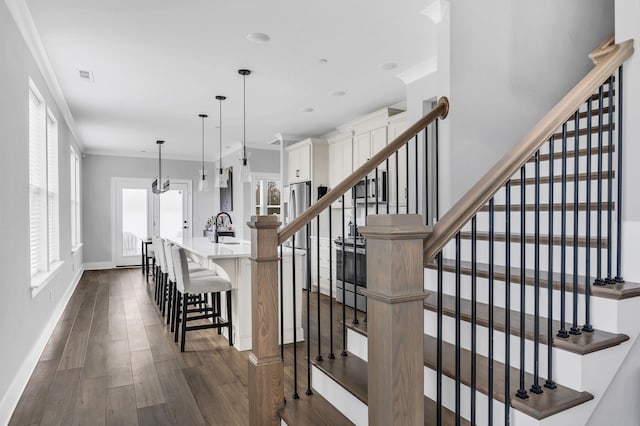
[164,240,209,331]
[171,246,233,352]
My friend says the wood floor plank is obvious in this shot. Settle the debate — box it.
[136,403,173,426]
[155,359,205,426]
[72,376,107,426]
[127,325,151,352]
[145,324,176,363]
[106,385,139,426]
[84,334,108,379]
[181,364,231,426]
[57,330,90,371]
[39,368,83,426]
[130,350,166,408]
[106,338,133,389]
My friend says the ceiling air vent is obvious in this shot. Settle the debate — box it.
[79,70,94,82]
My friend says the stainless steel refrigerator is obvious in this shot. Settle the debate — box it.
[285,181,311,250]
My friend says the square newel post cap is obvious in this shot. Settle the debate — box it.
[247,215,281,230]
[358,214,431,240]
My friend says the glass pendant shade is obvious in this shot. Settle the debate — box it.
[197,114,209,192]
[240,157,252,183]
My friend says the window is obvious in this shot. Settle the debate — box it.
[29,80,60,283]
[70,146,81,249]
[254,177,281,217]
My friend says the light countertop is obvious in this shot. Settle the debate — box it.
[168,236,251,259]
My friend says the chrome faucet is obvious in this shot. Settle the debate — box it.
[214,212,234,243]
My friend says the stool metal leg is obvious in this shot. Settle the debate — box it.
[227,290,233,346]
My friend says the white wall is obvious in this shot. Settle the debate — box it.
[447,0,614,204]
[587,1,640,422]
[82,154,217,263]
[218,148,280,240]
[0,1,84,422]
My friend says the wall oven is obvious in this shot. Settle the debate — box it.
[352,170,387,204]
[335,237,367,312]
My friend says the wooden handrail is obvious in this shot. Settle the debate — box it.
[277,96,450,245]
[423,37,634,264]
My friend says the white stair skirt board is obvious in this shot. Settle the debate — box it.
[0,266,84,425]
[346,328,368,361]
[311,365,368,426]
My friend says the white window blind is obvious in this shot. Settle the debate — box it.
[29,85,46,276]
[28,80,60,281]
[47,112,59,264]
[70,146,81,248]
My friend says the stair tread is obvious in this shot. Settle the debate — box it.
[426,258,640,300]
[423,292,629,355]
[422,334,593,420]
[479,202,614,212]
[279,392,354,426]
[458,231,608,248]
[567,106,613,121]
[551,123,613,141]
[530,144,613,163]
[312,354,468,425]
[510,171,615,186]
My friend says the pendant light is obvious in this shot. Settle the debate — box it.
[197,114,209,192]
[152,140,169,194]
[214,95,228,188]
[238,69,252,183]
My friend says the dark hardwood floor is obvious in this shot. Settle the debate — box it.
[9,268,358,426]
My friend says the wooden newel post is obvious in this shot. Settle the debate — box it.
[359,214,430,426]
[247,215,284,426]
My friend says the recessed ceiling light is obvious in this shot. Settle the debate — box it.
[246,33,270,44]
[300,107,314,113]
[140,150,147,153]
[379,62,398,70]
[329,90,346,97]
[319,58,328,64]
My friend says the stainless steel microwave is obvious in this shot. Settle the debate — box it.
[352,171,387,203]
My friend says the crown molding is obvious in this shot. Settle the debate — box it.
[5,0,84,151]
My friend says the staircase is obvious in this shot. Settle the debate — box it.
[249,35,637,425]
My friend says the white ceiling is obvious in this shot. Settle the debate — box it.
[25,0,437,160]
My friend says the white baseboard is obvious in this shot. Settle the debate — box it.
[83,261,115,270]
[0,266,84,425]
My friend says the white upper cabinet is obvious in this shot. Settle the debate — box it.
[287,142,311,183]
[328,133,353,207]
[286,138,329,201]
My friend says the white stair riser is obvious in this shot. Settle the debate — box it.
[311,366,368,425]
[423,310,585,390]
[424,269,620,333]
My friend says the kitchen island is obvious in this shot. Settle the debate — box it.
[169,236,305,351]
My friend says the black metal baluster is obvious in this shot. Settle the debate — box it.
[415,134,419,214]
[571,110,582,336]
[292,233,299,399]
[531,150,544,393]
[328,209,335,359]
[545,138,558,389]
[341,195,347,356]
[606,75,615,284]
[488,199,495,424]
[316,216,323,361]
[437,251,443,425]
[425,127,430,225]
[516,165,529,399]
[406,140,410,214]
[375,167,379,214]
[558,123,570,338]
[386,158,390,215]
[455,232,462,426]
[595,84,605,286]
[364,175,368,322]
[471,216,477,426]
[435,119,440,220]
[615,66,624,283]
[505,182,512,422]
[584,99,594,332]
[280,244,284,361]
[396,150,400,213]
[306,218,313,395]
[352,184,359,325]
